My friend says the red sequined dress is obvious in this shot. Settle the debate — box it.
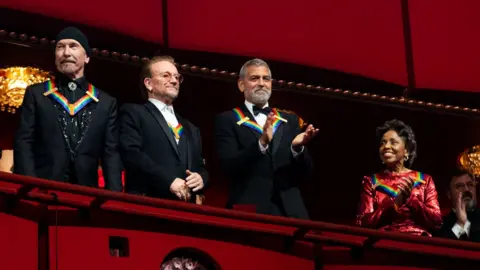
[356,170,442,236]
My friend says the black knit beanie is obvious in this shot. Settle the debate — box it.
[55,27,91,56]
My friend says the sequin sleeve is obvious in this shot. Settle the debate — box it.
[405,174,442,231]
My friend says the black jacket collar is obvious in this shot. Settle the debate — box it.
[55,72,89,91]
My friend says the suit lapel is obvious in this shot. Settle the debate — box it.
[237,104,261,140]
[44,93,71,151]
[271,119,285,156]
[75,100,98,151]
[470,209,480,241]
[468,209,480,230]
[145,101,179,157]
[43,83,77,154]
[176,114,192,169]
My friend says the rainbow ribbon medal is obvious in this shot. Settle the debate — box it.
[232,107,287,134]
[371,171,425,198]
[168,123,184,139]
[43,80,99,116]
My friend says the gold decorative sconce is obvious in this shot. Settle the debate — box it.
[0,67,52,113]
[458,145,480,178]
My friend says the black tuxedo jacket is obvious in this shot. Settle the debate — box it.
[214,104,313,219]
[118,101,208,200]
[436,208,480,242]
[13,80,123,191]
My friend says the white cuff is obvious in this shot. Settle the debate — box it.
[291,145,304,158]
[258,140,269,155]
[452,219,471,238]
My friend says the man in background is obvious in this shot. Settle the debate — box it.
[436,168,480,242]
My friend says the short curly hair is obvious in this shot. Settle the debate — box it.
[376,119,417,167]
[160,257,207,270]
[160,248,219,270]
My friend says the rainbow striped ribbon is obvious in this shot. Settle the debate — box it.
[43,80,99,116]
[371,171,425,198]
[168,123,184,139]
[232,107,283,134]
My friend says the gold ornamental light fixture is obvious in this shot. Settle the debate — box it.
[458,145,480,178]
[0,67,53,113]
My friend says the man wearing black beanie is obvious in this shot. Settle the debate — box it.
[13,27,123,191]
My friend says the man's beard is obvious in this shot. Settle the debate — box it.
[61,66,78,75]
[59,62,80,76]
[251,88,271,104]
[466,199,476,212]
[462,191,476,211]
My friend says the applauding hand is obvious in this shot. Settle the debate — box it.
[292,124,319,147]
[454,192,468,227]
[259,112,275,146]
[394,176,415,206]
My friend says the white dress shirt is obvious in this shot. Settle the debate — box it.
[149,98,180,143]
[243,101,303,157]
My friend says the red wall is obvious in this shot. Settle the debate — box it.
[3,1,480,92]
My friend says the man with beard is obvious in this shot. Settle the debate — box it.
[214,58,319,219]
[14,27,123,191]
[436,168,480,242]
[119,56,208,202]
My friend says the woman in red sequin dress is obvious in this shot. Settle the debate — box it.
[356,119,442,236]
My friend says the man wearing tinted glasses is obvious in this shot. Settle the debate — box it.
[436,168,479,242]
[119,55,207,203]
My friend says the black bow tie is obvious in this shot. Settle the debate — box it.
[252,106,271,116]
